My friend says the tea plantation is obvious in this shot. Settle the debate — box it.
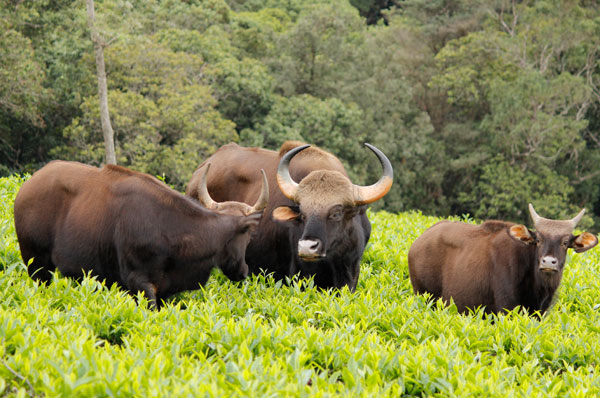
[1,175,599,397]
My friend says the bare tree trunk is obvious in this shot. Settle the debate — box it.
[86,0,116,165]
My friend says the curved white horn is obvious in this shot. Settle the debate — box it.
[249,169,269,213]
[197,163,219,210]
[276,144,310,201]
[353,143,394,205]
[569,208,586,228]
[528,203,544,226]
[529,203,586,229]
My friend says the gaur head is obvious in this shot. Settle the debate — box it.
[272,143,393,262]
[508,203,598,275]
[196,163,269,280]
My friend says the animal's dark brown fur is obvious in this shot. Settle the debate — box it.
[408,218,596,315]
[14,160,262,307]
[186,142,371,290]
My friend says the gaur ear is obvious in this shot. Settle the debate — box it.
[272,206,300,222]
[238,211,263,233]
[508,225,536,245]
[571,232,598,253]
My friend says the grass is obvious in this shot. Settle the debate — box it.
[1,175,600,397]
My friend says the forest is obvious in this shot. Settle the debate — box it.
[2,0,600,228]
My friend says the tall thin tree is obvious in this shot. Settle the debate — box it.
[86,0,116,165]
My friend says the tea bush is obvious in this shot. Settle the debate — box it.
[1,175,599,397]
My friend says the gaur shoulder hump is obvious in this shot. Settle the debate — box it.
[480,220,515,233]
[279,141,308,157]
[217,142,273,156]
[218,142,242,152]
[278,141,336,164]
[103,164,137,176]
[102,164,175,195]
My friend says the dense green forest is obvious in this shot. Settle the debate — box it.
[2,0,600,228]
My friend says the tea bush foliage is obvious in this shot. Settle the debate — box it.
[1,175,600,397]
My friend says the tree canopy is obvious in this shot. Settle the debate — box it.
[2,0,600,228]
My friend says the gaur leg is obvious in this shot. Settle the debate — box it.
[491,279,519,314]
[126,271,160,309]
[50,250,88,282]
[21,247,55,284]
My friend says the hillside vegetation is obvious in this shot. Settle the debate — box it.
[1,176,600,397]
[2,0,600,228]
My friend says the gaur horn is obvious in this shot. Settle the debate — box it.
[249,169,269,213]
[352,143,394,205]
[528,203,586,229]
[197,163,219,210]
[198,163,269,214]
[528,203,542,226]
[276,144,310,201]
[568,208,586,228]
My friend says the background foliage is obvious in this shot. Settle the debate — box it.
[2,176,600,396]
[2,0,600,228]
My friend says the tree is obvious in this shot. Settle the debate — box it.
[2,0,600,228]
[242,94,369,181]
[53,39,237,189]
[0,18,49,174]
[457,157,590,227]
[206,57,275,133]
[270,2,365,99]
[86,0,116,165]
[330,20,444,212]
[350,0,399,25]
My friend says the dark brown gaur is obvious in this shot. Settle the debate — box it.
[408,203,598,314]
[14,160,267,308]
[186,141,393,290]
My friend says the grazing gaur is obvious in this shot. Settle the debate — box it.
[186,141,393,291]
[408,204,598,314]
[13,160,268,308]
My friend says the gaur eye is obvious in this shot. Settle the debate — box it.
[329,210,343,221]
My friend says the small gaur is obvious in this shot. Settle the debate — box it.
[408,204,598,314]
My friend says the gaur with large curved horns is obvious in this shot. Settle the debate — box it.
[408,203,598,314]
[14,161,267,308]
[186,141,393,290]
